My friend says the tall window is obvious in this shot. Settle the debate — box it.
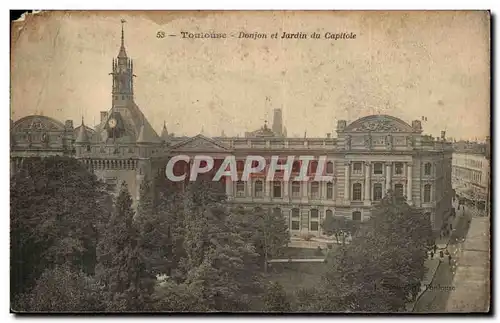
[373,183,383,201]
[326,182,334,199]
[352,183,362,201]
[236,181,245,197]
[326,161,334,174]
[424,163,432,176]
[292,181,301,198]
[394,183,404,196]
[373,162,383,175]
[292,161,301,173]
[326,209,333,219]
[424,184,431,202]
[309,160,318,176]
[310,209,319,231]
[352,211,361,221]
[291,208,300,230]
[310,181,320,199]
[353,162,362,174]
[254,180,263,197]
[236,160,245,172]
[395,162,404,175]
[273,181,282,198]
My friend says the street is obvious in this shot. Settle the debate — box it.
[413,202,475,312]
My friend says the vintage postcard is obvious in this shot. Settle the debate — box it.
[10,10,491,313]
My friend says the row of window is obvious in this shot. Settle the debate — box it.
[288,208,362,231]
[452,167,483,184]
[235,180,432,202]
[349,162,433,176]
[350,182,431,202]
[233,160,335,174]
[235,180,334,199]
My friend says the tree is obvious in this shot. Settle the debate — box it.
[12,265,105,312]
[96,182,155,311]
[152,280,208,312]
[318,191,434,312]
[263,282,291,312]
[321,214,358,245]
[11,157,111,300]
[230,207,290,271]
[172,178,263,311]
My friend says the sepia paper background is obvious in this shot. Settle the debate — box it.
[11,10,490,140]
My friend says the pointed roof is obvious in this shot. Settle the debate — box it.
[75,117,90,143]
[136,116,161,144]
[160,121,169,140]
[117,19,127,58]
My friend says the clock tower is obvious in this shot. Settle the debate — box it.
[110,19,135,109]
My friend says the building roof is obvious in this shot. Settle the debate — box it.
[75,119,90,143]
[344,114,415,133]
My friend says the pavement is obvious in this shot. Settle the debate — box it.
[412,200,490,312]
[445,216,490,312]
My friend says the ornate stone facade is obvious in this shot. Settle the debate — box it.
[10,24,454,237]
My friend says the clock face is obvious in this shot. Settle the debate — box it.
[108,118,117,128]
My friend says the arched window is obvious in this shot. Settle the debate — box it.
[394,183,404,197]
[424,163,432,176]
[273,181,282,198]
[373,183,383,201]
[254,180,263,197]
[273,207,281,218]
[236,160,245,172]
[326,182,334,199]
[292,181,301,198]
[310,181,320,199]
[352,183,362,201]
[352,211,361,221]
[310,209,319,231]
[292,161,301,173]
[236,181,245,197]
[424,184,432,202]
[291,208,300,230]
[326,161,334,174]
[309,160,318,176]
[326,209,333,219]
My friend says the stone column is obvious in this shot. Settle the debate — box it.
[407,163,413,204]
[364,162,371,203]
[301,180,308,200]
[385,162,392,192]
[225,177,233,200]
[265,180,271,200]
[344,161,350,202]
[247,179,253,198]
[283,180,289,200]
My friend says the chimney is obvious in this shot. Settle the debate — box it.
[65,120,73,129]
[441,131,446,140]
[101,111,108,123]
[272,109,283,136]
[326,133,331,139]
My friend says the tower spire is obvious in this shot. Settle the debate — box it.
[118,19,127,58]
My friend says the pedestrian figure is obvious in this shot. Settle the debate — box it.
[433,244,437,253]
[445,249,449,256]
[440,250,444,259]
[450,223,453,231]
[448,254,452,265]
[430,251,434,259]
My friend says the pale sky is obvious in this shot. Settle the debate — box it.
[11,11,490,140]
